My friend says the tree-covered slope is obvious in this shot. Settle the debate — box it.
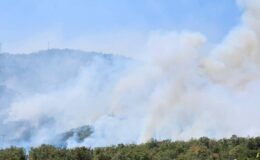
[1,136,260,160]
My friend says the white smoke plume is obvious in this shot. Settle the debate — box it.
[0,0,260,149]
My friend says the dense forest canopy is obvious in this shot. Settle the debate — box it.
[1,136,260,160]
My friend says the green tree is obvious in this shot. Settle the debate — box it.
[0,147,26,160]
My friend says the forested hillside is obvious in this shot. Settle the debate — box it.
[1,136,260,160]
[0,49,132,147]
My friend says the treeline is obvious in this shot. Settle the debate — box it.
[1,135,260,160]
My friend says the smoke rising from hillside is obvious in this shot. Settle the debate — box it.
[1,0,260,148]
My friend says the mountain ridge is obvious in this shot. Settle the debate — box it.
[0,48,132,148]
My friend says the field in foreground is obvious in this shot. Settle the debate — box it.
[0,135,260,160]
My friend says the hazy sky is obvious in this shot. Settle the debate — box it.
[0,0,241,53]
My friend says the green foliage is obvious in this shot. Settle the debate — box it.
[67,147,92,160]
[1,136,260,160]
[29,144,66,160]
[0,147,26,160]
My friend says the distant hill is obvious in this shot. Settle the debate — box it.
[53,125,94,147]
[0,49,132,147]
[0,49,131,94]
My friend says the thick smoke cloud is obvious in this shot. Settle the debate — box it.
[0,0,260,149]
